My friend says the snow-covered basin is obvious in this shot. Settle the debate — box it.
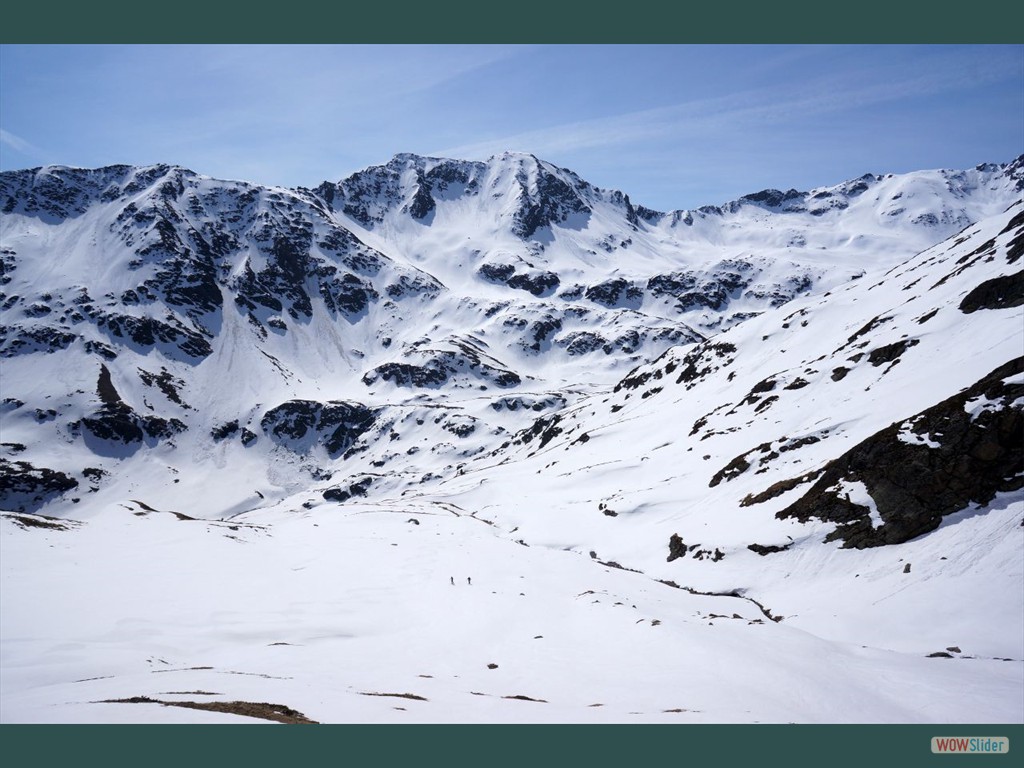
[2,492,1020,724]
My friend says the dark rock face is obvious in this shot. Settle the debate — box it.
[261,400,378,457]
[647,260,765,312]
[740,188,806,210]
[138,367,189,408]
[0,458,79,512]
[867,338,919,366]
[777,357,1024,548]
[522,316,562,353]
[709,454,752,488]
[362,342,521,390]
[670,341,736,390]
[959,271,1024,313]
[326,155,485,227]
[490,394,566,412]
[76,365,187,452]
[98,312,212,360]
[514,413,563,450]
[405,173,436,220]
[0,325,78,357]
[443,416,477,438]
[211,420,240,441]
[478,263,559,297]
[748,543,793,556]
[507,271,560,297]
[647,272,698,301]
[385,273,441,300]
[478,263,516,284]
[424,160,478,197]
[322,476,373,502]
[365,361,450,388]
[81,406,145,445]
[558,331,606,356]
[667,533,687,562]
[333,164,402,226]
[511,165,591,239]
[585,279,642,309]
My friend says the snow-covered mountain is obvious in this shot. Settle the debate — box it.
[1,154,1021,724]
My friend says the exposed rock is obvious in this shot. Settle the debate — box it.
[323,477,373,502]
[211,420,240,441]
[261,399,378,457]
[0,325,77,357]
[585,278,642,309]
[667,533,687,562]
[748,543,793,556]
[514,413,563,450]
[98,312,212,360]
[478,263,559,296]
[709,454,752,487]
[558,330,607,356]
[777,357,1024,547]
[490,394,566,412]
[0,458,79,512]
[959,270,1024,313]
[507,271,560,297]
[868,338,920,366]
[740,471,823,507]
[137,367,189,408]
[511,164,591,239]
[362,345,521,390]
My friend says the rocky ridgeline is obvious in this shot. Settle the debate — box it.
[1,156,1022,546]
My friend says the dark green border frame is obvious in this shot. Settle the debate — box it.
[4,724,1024,766]
[1,1,1021,42]
[2,3,1021,766]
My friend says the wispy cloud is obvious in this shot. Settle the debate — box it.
[435,46,1023,163]
[0,128,49,161]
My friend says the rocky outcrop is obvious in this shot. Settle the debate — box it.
[959,271,1024,313]
[777,357,1024,548]
[0,458,79,512]
[74,364,186,453]
[362,342,522,390]
[478,263,560,297]
[511,163,591,239]
[261,400,379,457]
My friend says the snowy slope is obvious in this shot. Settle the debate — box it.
[409,199,1024,662]
[1,155,1022,723]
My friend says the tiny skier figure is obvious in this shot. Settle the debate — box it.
[450,576,454,585]
[467,577,472,585]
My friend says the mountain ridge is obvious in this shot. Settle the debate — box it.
[1,153,1021,723]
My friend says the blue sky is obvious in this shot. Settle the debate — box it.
[1,44,1021,211]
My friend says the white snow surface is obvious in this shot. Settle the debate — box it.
[1,155,1022,723]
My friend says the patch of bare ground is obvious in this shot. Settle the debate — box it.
[502,694,547,703]
[149,666,292,680]
[98,696,318,724]
[2,512,81,531]
[359,692,428,701]
[129,499,196,520]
